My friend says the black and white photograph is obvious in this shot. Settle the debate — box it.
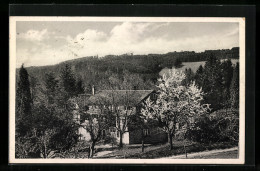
[9,17,245,164]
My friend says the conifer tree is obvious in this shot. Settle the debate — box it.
[230,63,239,109]
[173,58,182,68]
[221,59,234,91]
[44,72,59,105]
[182,68,194,86]
[76,78,85,95]
[194,65,204,88]
[60,64,77,101]
[202,55,223,110]
[16,64,33,136]
[221,59,234,109]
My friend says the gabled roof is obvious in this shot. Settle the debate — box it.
[78,90,154,107]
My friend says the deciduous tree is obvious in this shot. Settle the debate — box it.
[75,95,114,158]
[141,69,210,150]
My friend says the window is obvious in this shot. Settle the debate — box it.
[150,93,157,100]
[117,131,120,138]
[176,123,180,130]
[102,130,106,138]
[109,127,116,133]
[143,129,150,136]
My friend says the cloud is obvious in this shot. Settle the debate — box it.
[18,29,53,41]
[16,22,239,67]
[223,27,239,37]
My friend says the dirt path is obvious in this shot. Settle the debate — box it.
[162,147,238,159]
[94,150,113,157]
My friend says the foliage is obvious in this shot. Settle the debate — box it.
[97,141,236,159]
[182,68,195,86]
[60,64,78,100]
[15,49,240,158]
[15,65,80,158]
[16,64,33,136]
[44,72,59,105]
[37,129,58,158]
[173,58,183,68]
[230,63,239,109]
[15,133,40,158]
[200,55,223,110]
[194,65,204,88]
[76,78,85,95]
[221,59,234,109]
[141,69,210,150]
[103,134,118,147]
[186,109,239,144]
[104,90,137,148]
[74,94,115,157]
[23,48,239,94]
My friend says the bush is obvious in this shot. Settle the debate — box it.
[186,110,239,144]
[103,134,118,147]
[15,134,41,158]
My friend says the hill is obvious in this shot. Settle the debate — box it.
[17,47,239,93]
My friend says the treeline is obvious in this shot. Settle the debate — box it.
[16,63,155,158]
[20,47,239,94]
[16,64,84,158]
[178,55,239,144]
[183,56,239,111]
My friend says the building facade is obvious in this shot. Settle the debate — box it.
[76,88,168,145]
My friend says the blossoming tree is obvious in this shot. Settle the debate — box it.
[141,69,210,150]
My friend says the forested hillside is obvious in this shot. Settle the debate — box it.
[17,47,239,93]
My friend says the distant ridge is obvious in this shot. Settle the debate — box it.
[16,47,239,92]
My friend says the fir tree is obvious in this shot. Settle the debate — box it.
[221,59,234,109]
[174,58,182,68]
[230,63,239,109]
[182,68,194,86]
[202,55,223,111]
[221,59,234,91]
[194,65,204,88]
[16,64,33,136]
[60,64,77,101]
[76,78,85,95]
[44,72,59,105]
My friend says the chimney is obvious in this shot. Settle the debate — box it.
[92,85,95,95]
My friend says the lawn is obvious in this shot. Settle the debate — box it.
[53,140,237,159]
[186,150,238,159]
[95,141,237,159]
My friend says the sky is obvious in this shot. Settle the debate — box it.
[16,21,239,67]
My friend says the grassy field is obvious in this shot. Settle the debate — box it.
[159,59,239,76]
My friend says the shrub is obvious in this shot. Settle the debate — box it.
[186,109,239,144]
[103,134,118,147]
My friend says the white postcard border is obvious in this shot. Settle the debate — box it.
[9,17,245,164]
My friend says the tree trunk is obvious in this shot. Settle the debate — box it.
[141,130,144,152]
[142,140,144,152]
[168,133,173,150]
[44,142,47,158]
[89,142,95,158]
[184,144,187,158]
[119,132,123,148]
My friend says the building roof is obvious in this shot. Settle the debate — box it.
[78,90,154,107]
